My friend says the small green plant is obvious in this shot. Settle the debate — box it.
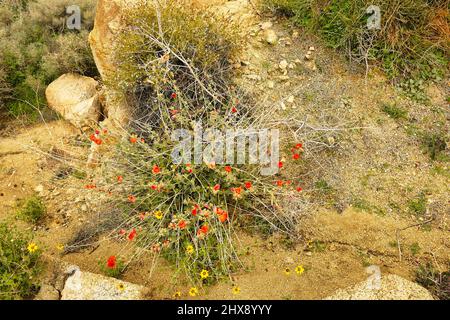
[409,242,421,256]
[415,262,449,300]
[408,193,427,216]
[0,223,42,300]
[17,195,46,223]
[315,179,332,194]
[381,103,408,120]
[421,132,448,161]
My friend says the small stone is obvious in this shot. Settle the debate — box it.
[260,21,273,30]
[292,31,299,39]
[286,95,295,104]
[267,81,275,89]
[279,60,288,70]
[81,204,88,212]
[264,29,278,45]
[308,46,315,51]
[280,102,287,110]
[34,185,44,193]
[305,53,313,61]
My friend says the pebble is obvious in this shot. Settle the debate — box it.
[264,29,278,45]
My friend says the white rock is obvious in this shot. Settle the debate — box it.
[267,80,275,89]
[61,266,146,300]
[324,274,434,300]
[286,95,295,104]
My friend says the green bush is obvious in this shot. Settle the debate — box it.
[263,0,448,84]
[0,223,42,300]
[0,0,97,119]
[17,195,46,223]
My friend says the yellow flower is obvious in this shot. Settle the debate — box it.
[295,265,305,275]
[232,286,241,295]
[186,245,194,255]
[173,291,181,299]
[283,268,291,276]
[27,243,38,254]
[56,244,65,251]
[117,283,125,292]
[200,269,209,279]
[154,211,163,220]
[189,287,199,297]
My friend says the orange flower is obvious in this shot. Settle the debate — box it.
[128,229,137,241]
[152,165,161,174]
[130,136,138,144]
[224,166,232,173]
[294,143,303,149]
[106,256,116,269]
[85,184,96,190]
[218,211,228,223]
[117,176,123,183]
[170,92,177,99]
[231,107,238,113]
[293,153,300,160]
[296,187,303,192]
[276,180,283,187]
[178,220,187,230]
[212,184,221,193]
[244,182,252,190]
[278,161,284,168]
[128,195,136,203]
[231,186,243,199]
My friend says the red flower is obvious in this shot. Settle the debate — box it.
[106,256,117,269]
[151,185,158,191]
[197,224,209,237]
[218,210,228,223]
[231,186,243,199]
[117,176,123,183]
[171,92,177,99]
[95,130,100,135]
[139,212,146,221]
[119,229,126,235]
[103,129,108,134]
[128,195,136,203]
[294,143,303,149]
[213,184,221,192]
[296,187,303,192]
[178,220,187,230]
[89,134,96,142]
[224,166,232,173]
[128,229,137,241]
[85,184,96,190]
[278,161,284,168]
[130,136,138,144]
[140,138,145,143]
[293,153,300,160]
[276,180,283,187]
[152,165,161,174]
[192,205,199,216]
[231,107,238,113]
[244,182,252,190]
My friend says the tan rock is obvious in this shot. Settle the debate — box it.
[45,73,100,130]
[324,274,434,300]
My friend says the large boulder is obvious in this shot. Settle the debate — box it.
[61,266,146,300]
[45,73,100,130]
[88,0,134,127]
[324,274,434,300]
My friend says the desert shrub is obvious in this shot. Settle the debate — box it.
[263,0,448,85]
[0,223,42,300]
[69,0,307,287]
[0,0,97,119]
[16,195,46,223]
